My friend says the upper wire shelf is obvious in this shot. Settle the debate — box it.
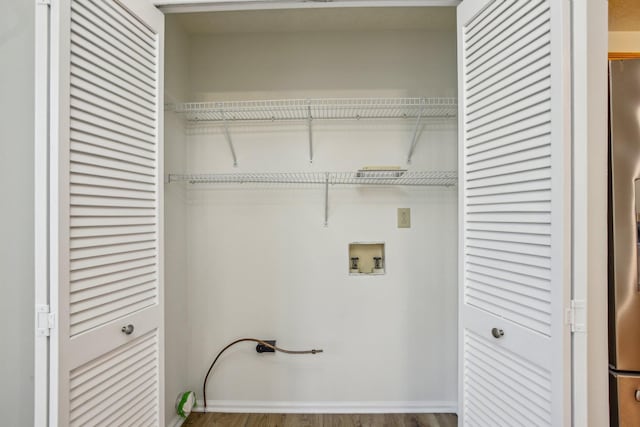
[168,170,457,187]
[174,97,457,122]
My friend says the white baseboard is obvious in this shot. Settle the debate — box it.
[193,400,457,414]
[168,415,185,427]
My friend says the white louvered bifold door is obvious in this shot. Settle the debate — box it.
[50,1,164,426]
[457,1,571,426]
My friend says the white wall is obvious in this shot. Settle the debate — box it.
[164,16,190,424]
[609,31,640,52]
[170,29,459,409]
[0,0,35,424]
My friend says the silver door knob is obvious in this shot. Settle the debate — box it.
[491,328,504,339]
[635,390,640,402]
[121,324,134,335]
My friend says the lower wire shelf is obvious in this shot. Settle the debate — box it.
[167,170,457,227]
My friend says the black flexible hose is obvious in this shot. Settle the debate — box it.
[202,338,323,410]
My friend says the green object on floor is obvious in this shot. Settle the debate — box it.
[176,391,196,418]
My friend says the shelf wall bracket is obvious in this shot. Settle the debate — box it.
[323,173,329,227]
[406,99,426,164]
[307,104,314,163]
[221,109,238,167]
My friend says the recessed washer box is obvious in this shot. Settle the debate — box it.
[349,242,385,275]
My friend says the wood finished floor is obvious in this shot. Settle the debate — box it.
[183,413,457,427]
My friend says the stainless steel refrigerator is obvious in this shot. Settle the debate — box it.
[609,58,640,426]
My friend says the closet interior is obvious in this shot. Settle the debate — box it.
[162,6,459,419]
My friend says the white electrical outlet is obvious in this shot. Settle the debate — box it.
[398,208,411,228]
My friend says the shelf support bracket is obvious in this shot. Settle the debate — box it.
[307,104,313,163]
[407,99,426,164]
[323,173,329,227]
[221,109,238,167]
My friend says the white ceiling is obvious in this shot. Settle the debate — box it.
[172,7,456,34]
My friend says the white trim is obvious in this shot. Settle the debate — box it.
[571,0,609,425]
[48,0,64,423]
[193,400,457,414]
[549,0,573,425]
[155,0,460,14]
[169,415,185,427]
[455,0,466,424]
[34,0,51,425]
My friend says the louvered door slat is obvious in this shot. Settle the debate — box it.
[70,271,156,302]
[463,330,552,425]
[71,84,155,126]
[71,121,156,154]
[467,190,552,206]
[71,1,155,67]
[70,164,156,184]
[86,0,155,53]
[70,255,156,283]
[70,231,156,248]
[466,247,548,270]
[71,139,156,167]
[69,282,156,316]
[71,54,156,110]
[70,151,154,176]
[70,344,156,399]
[467,155,550,179]
[71,114,155,149]
[468,63,551,118]
[467,179,551,198]
[466,169,552,191]
[70,216,156,227]
[466,114,550,150]
[70,31,154,92]
[467,1,547,68]
[466,84,551,132]
[70,175,156,194]
[467,133,551,165]
[463,0,553,334]
[71,184,155,201]
[70,90,155,134]
[469,249,551,280]
[466,6,550,81]
[102,0,155,46]
[468,39,550,102]
[467,259,551,284]
[464,0,508,41]
[466,106,551,143]
[70,137,154,166]
[70,224,156,238]
[70,265,157,294]
[106,394,158,427]
[71,368,156,426]
[68,329,159,426]
[466,271,550,300]
[67,0,160,336]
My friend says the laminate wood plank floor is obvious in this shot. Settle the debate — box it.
[183,413,457,427]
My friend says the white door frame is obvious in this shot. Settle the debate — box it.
[570,0,609,425]
[152,0,460,13]
[34,1,51,426]
[34,0,610,425]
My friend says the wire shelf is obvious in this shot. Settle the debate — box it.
[174,97,457,122]
[168,171,457,187]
